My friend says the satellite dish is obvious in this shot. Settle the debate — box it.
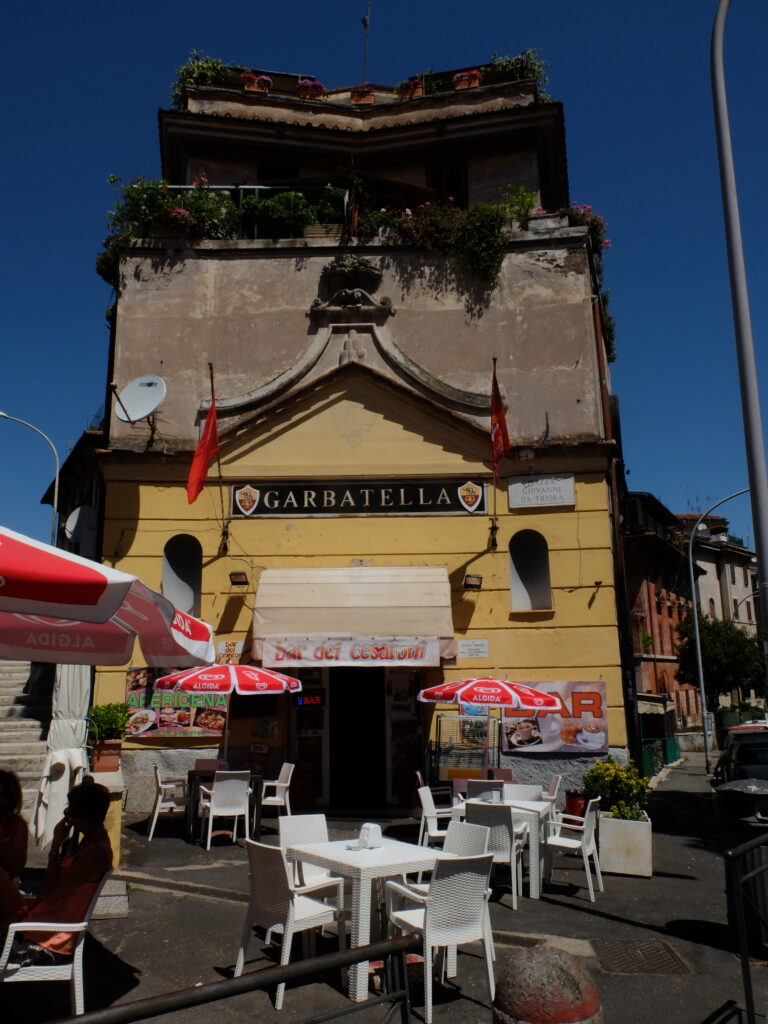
[64,506,98,557]
[114,375,167,423]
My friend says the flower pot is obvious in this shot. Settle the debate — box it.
[351,91,375,105]
[455,78,480,90]
[598,812,652,877]
[398,81,424,101]
[565,791,587,818]
[91,739,122,773]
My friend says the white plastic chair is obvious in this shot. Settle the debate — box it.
[147,765,188,841]
[543,774,563,820]
[466,779,505,802]
[544,796,603,902]
[278,813,345,909]
[465,802,529,909]
[417,786,456,846]
[0,869,113,1016]
[199,770,251,850]
[256,763,295,830]
[502,783,543,802]
[234,840,342,1009]
[415,770,453,809]
[386,854,495,1024]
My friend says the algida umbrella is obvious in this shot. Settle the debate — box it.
[417,678,561,710]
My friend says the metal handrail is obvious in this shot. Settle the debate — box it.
[725,829,768,1024]
[52,935,420,1024]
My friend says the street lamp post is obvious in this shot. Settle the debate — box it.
[0,411,60,546]
[711,2,768,649]
[687,488,749,773]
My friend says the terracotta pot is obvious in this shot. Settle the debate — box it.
[244,80,270,93]
[454,75,482,91]
[565,791,587,818]
[91,739,122,773]
[398,81,424,101]
[351,92,375,105]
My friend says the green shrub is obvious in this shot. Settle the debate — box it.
[581,756,648,820]
[244,190,314,237]
[170,50,248,110]
[455,204,507,281]
[310,184,347,225]
[501,184,538,229]
[88,703,131,740]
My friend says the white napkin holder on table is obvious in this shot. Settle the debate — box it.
[358,823,382,849]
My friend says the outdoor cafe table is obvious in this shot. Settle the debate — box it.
[464,797,552,899]
[286,836,449,1002]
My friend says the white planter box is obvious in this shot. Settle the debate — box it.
[598,812,652,877]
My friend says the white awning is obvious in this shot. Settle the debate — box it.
[252,566,455,665]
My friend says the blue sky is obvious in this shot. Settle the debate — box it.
[1,0,765,547]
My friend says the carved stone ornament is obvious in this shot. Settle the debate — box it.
[309,254,395,323]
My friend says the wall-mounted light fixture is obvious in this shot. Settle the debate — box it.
[229,571,249,587]
[463,574,483,591]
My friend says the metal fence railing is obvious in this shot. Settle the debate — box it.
[53,935,420,1024]
[725,829,768,1024]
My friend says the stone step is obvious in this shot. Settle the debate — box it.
[0,693,52,707]
[0,717,45,729]
[0,706,51,721]
[0,740,49,754]
[0,754,48,773]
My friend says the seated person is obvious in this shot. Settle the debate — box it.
[0,776,112,966]
[0,770,28,882]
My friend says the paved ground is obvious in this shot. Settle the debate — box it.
[6,754,768,1023]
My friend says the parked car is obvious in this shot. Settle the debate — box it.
[715,723,768,783]
[714,723,768,819]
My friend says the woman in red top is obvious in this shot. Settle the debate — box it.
[0,770,27,882]
[1,777,112,965]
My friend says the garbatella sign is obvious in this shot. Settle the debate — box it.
[231,479,487,517]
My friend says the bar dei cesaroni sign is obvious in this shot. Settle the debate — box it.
[499,681,608,755]
[263,637,441,668]
[231,479,487,517]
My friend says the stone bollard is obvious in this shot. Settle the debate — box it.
[493,947,602,1024]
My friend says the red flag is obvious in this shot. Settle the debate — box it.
[186,389,220,504]
[491,363,510,474]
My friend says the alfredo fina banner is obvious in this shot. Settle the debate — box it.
[500,681,608,755]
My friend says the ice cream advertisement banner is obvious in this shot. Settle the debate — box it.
[500,681,607,755]
[125,666,228,739]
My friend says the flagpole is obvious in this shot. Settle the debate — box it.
[362,3,371,83]
[208,363,227,535]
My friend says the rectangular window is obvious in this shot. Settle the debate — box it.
[730,564,736,584]
[747,601,753,622]
[743,566,749,586]
[733,599,739,620]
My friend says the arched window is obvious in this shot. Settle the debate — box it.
[162,534,202,616]
[708,598,716,620]
[508,530,552,610]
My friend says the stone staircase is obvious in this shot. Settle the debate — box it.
[0,660,52,815]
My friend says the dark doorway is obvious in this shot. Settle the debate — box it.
[329,668,386,810]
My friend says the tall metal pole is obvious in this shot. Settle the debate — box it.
[361,3,371,83]
[0,411,60,546]
[711,2,768,653]
[687,488,749,773]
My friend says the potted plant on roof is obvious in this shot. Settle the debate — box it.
[242,73,272,94]
[582,756,652,877]
[396,76,425,100]
[350,84,375,105]
[297,77,325,100]
[88,702,131,773]
[453,68,483,90]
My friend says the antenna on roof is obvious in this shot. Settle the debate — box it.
[361,3,372,83]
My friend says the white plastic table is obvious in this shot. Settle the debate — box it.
[465,797,551,899]
[286,836,446,1001]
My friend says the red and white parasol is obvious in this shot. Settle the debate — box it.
[0,525,215,667]
[417,677,561,710]
[156,663,302,695]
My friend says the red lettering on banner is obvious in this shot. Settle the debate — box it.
[572,693,602,718]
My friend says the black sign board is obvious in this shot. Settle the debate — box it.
[231,479,487,517]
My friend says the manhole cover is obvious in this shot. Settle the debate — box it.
[493,932,544,948]
[592,939,692,975]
